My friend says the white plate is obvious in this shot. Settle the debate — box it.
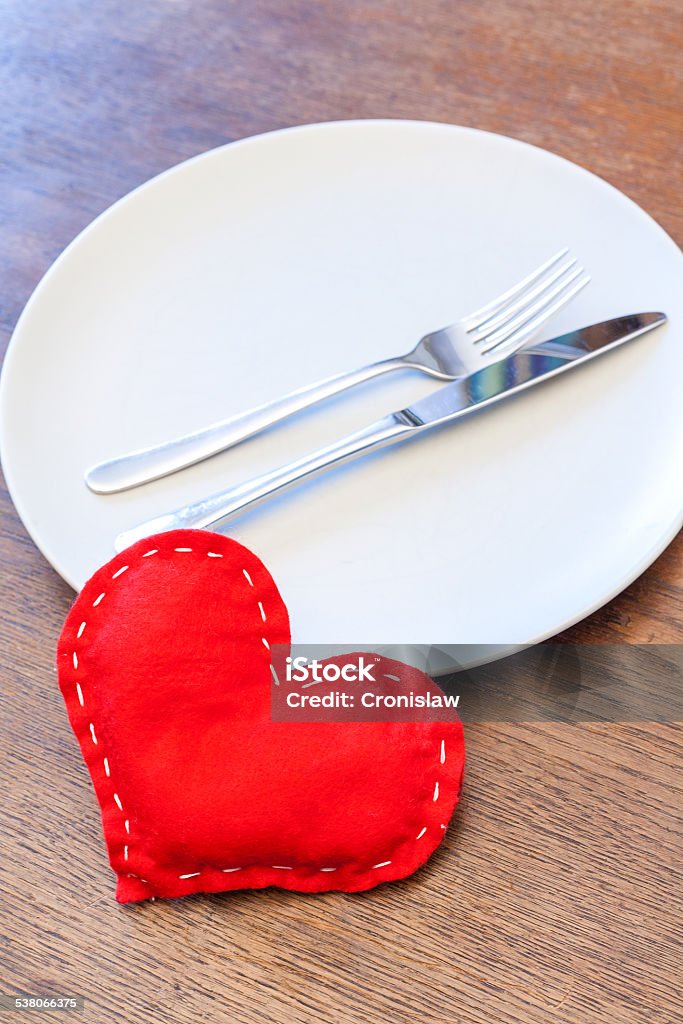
[1,121,682,666]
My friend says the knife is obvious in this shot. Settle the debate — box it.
[115,312,666,552]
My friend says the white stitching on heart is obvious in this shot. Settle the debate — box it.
[70,540,451,894]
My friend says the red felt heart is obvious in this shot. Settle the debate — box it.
[57,530,465,902]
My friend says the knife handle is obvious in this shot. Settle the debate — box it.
[114,412,416,551]
[86,356,409,494]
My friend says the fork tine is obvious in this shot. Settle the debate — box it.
[464,248,570,331]
[480,273,591,356]
[468,256,578,340]
[477,265,586,352]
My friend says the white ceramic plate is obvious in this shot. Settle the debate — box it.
[1,121,682,666]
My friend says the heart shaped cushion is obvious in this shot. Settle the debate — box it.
[57,529,465,902]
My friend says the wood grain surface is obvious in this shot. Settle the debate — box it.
[0,1,681,1022]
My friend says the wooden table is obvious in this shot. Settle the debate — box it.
[1,2,681,1021]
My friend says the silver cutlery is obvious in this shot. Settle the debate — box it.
[87,249,590,494]
[114,312,666,552]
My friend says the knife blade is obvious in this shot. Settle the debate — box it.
[115,312,666,550]
[400,312,666,429]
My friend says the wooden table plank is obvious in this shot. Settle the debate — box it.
[0,2,681,1022]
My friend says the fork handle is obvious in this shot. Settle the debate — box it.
[86,356,411,494]
[115,412,417,551]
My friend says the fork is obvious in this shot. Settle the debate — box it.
[86,249,590,494]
